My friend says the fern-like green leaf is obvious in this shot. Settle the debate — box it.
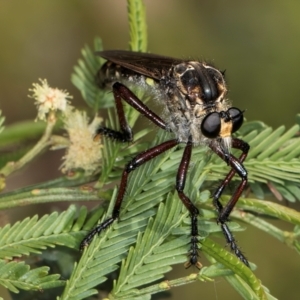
[199,263,277,300]
[201,238,267,299]
[231,203,300,253]
[0,259,64,293]
[71,37,113,110]
[112,193,186,298]
[0,205,87,259]
[225,274,278,300]
[127,0,147,52]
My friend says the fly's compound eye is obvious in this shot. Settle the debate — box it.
[201,112,221,138]
[228,107,244,133]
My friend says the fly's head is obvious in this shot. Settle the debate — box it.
[201,107,244,152]
[172,61,244,149]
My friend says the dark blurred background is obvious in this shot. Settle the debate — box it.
[0,1,300,299]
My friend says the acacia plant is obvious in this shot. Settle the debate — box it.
[0,1,300,299]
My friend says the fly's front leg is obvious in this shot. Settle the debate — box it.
[97,82,167,142]
[210,138,249,216]
[209,138,250,266]
[80,139,178,249]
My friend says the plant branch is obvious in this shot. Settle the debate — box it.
[0,112,57,179]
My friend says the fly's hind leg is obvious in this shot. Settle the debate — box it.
[80,139,178,249]
[81,82,173,249]
[96,82,167,142]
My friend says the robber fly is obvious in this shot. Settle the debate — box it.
[80,50,250,268]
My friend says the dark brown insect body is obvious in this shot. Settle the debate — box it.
[81,50,250,268]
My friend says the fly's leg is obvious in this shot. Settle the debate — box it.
[176,137,202,269]
[80,139,179,249]
[97,82,167,142]
[209,138,250,266]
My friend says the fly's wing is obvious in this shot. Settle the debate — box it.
[96,50,184,80]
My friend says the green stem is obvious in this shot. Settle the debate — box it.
[137,273,198,296]
[0,113,56,178]
[0,187,100,209]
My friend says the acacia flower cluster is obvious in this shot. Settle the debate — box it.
[29,79,72,121]
[61,109,103,175]
[29,79,102,175]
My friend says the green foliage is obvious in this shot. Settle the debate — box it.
[0,259,64,293]
[0,205,87,294]
[71,37,110,111]
[127,0,148,52]
[0,205,81,260]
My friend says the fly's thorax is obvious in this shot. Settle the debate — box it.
[171,61,227,109]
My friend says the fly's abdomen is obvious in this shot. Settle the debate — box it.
[97,61,140,89]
